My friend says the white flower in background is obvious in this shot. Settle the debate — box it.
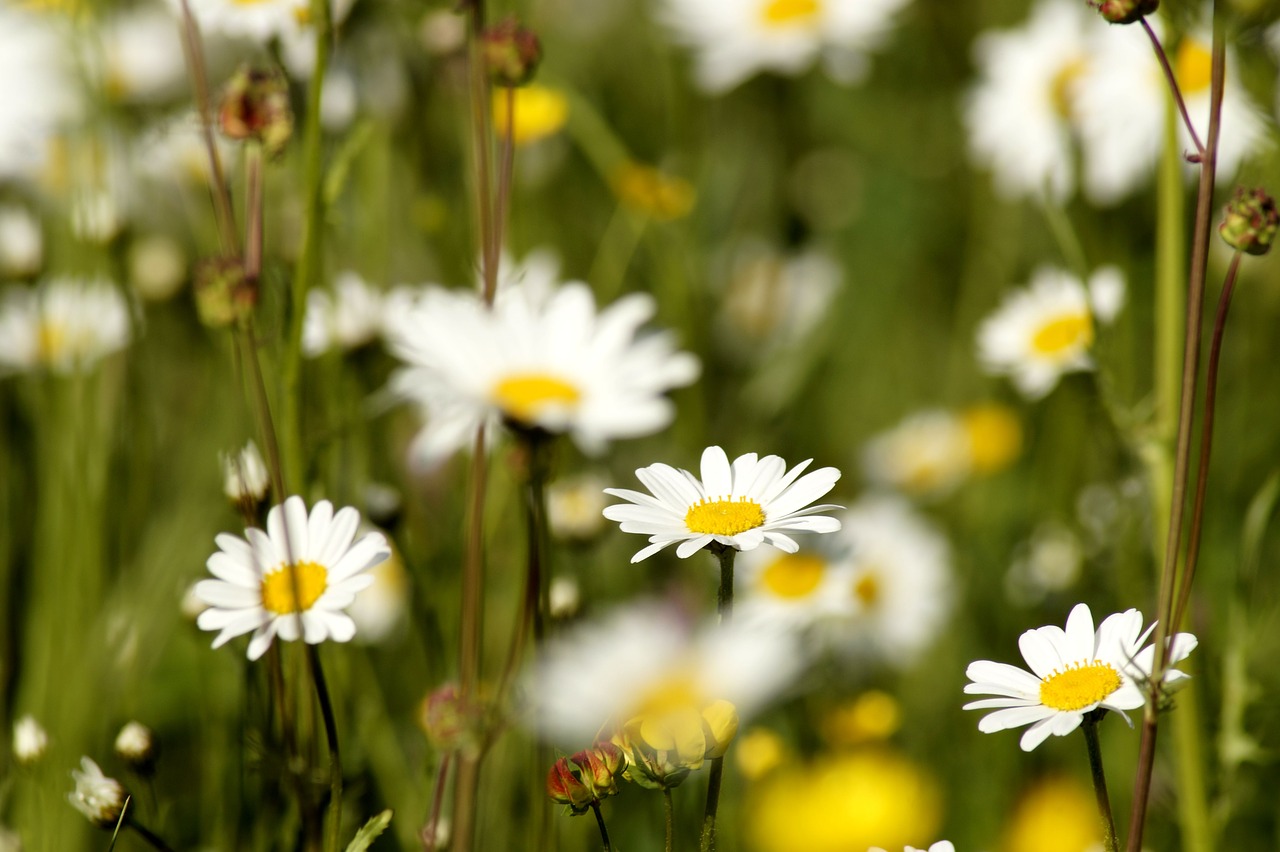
[1005,521,1083,606]
[114,721,157,769]
[548,575,582,619]
[303,271,384,357]
[862,409,971,498]
[871,843,956,852]
[716,243,841,357]
[833,496,952,664]
[386,275,699,466]
[964,602,1197,751]
[0,279,131,375]
[127,234,187,302]
[547,471,611,541]
[194,496,390,660]
[97,6,188,103]
[221,441,270,504]
[67,757,127,828]
[70,189,124,245]
[180,0,354,44]
[13,715,49,765]
[734,543,851,631]
[0,6,80,181]
[659,0,913,94]
[347,541,409,645]
[135,114,236,187]
[603,445,842,563]
[529,601,803,747]
[965,0,1091,202]
[977,266,1124,399]
[0,206,43,277]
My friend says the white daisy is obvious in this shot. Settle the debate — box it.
[67,757,127,828]
[346,541,409,645]
[0,5,80,181]
[603,445,842,563]
[976,266,1124,399]
[385,276,699,466]
[302,271,384,357]
[0,205,43,278]
[963,602,1198,751]
[733,534,851,632]
[13,715,49,765]
[96,6,188,104]
[861,409,971,498]
[659,0,913,94]
[965,0,1092,202]
[0,278,131,375]
[194,496,390,660]
[546,471,611,541]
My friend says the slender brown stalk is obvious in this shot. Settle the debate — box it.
[664,787,675,852]
[1126,14,1226,852]
[1140,19,1206,158]
[244,143,264,285]
[422,753,453,850]
[1083,713,1119,852]
[494,87,517,267]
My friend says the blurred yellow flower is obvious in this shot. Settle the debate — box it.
[492,84,569,146]
[821,690,901,747]
[736,727,788,780]
[749,749,941,852]
[960,403,1022,474]
[612,161,695,220]
[1001,776,1100,852]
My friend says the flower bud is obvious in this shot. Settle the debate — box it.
[1088,0,1158,24]
[222,441,270,509]
[219,64,293,157]
[546,742,625,813]
[482,18,542,87]
[1219,187,1278,256]
[546,758,594,814]
[418,683,478,752]
[114,721,159,776]
[194,255,255,329]
[68,757,128,829]
[13,715,48,765]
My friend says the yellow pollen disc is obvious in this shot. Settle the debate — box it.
[612,162,696,222]
[1049,58,1088,119]
[1038,661,1122,711]
[1030,312,1093,357]
[853,573,880,606]
[261,561,329,615]
[36,322,66,363]
[962,404,1022,474]
[685,497,765,536]
[491,373,581,424]
[760,0,820,27]
[759,553,826,599]
[1175,39,1212,95]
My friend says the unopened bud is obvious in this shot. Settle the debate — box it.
[547,742,624,814]
[68,757,128,829]
[219,65,293,156]
[114,722,159,775]
[194,256,255,328]
[13,715,48,765]
[1219,187,1278,256]
[1088,0,1158,24]
[482,17,541,87]
[418,684,477,752]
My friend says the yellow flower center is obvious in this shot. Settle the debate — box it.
[1175,38,1212,95]
[612,162,696,221]
[685,498,766,536]
[492,373,581,424]
[493,85,569,146]
[853,572,880,607]
[261,561,329,615]
[1030,312,1093,357]
[1049,57,1088,119]
[36,321,66,363]
[962,404,1022,474]
[1038,661,1122,711]
[759,552,826,599]
[760,0,821,28]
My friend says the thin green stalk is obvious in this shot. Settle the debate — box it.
[700,546,737,852]
[306,646,343,852]
[590,801,612,852]
[1082,713,1119,852]
[129,820,177,852]
[664,787,675,852]
[282,0,334,491]
[1126,12,1226,852]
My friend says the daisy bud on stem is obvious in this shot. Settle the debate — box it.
[218,64,293,158]
[1218,187,1278,256]
[193,256,255,329]
[546,742,624,814]
[1088,0,1158,24]
[114,721,159,777]
[482,17,542,88]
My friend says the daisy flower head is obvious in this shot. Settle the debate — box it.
[302,271,384,357]
[976,266,1124,399]
[603,445,842,563]
[658,0,913,94]
[194,496,391,660]
[963,602,1198,751]
[68,757,127,829]
[0,4,80,182]
[734,538,852,632]
[861,409,972,498]
[0,278,131,376]
[386,275,699,467]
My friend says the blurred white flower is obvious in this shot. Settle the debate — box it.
[964,603,1197,751]
[386,274,698,466]
[303,271,384,357]
[546,471,610,541]
[717,244,841,358]
[181,0,354,44]
[0,278,131,375]
[70,189,124,245]
[67,757,127,828]
[548,575,581,620]
[1005,522,1083,606]
[735,545,851,631]
[114,721,157,769]
[0,6,80,181]
[13,715,48,765]
[603,445,842,563]
[862,409,971,498]
[135,114,236,187]
[97,6,188,103]
[221,441,270,504]
[977,266,1124,399]
[347,542,409,645]
[871,844,956,852]
[127,235,187,302]
[0,206,43,278]
[659,0,913,94]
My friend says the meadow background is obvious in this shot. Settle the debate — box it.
[2,0,1280,850]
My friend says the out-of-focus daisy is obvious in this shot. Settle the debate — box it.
[194,496,390,660]
[0,206,43,278]
[1002,776,1103,852]
[862,404,1022,498]
[114,721,158,773]
[127,234,188,302]
[749,749,941,852]
[386,277,698,466]
[734,542,850,632]
[302,271,384,357]
[96,6,188,104]
[611,161,695,221]
[659,0,913,94]
[221,441,270,505]
[717,243,841,359]
[961,402,1023,475]
[977,266,1124,399]
[871,844,956,852]
[547,471,611,541]
[13,715,49,765]
[135,114,236,187]
[67,757,127,829]
[0,6,80,181]
[1005,521,1083,606]
[492,84,569,146]
[603,445,842,563]
[529,602,802,753]
[0,279,131,375]
[964,602,1197,751]
[965,0,1091,202]
[180,0,356,44]
[347,539,409,645]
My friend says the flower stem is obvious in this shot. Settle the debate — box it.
[591,801,613,852]
[1082,713,1119,852]
[129,819,176,852]
[699,545,736,852]
[1140,19,1206,158]
[306,645,344,852]
[422,752,452,849]
[713,545,736,623]
[1126,13,1226,852]
[664,787,675,852]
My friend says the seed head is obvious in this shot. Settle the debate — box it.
[481,17,542,87]
[1219,187,1278,256]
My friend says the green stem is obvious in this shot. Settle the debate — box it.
[699,546,736,852]
[306,646,343,852]
[713,545,735,624]
[664,787,675,852]
[129,819,176,852]
[591,801,612,852]
[1082,713,1119,852]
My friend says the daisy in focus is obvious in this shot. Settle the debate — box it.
[0,279,131,375]
[603,445,842,563]
[976,266,1124,399]
[194,496,390,660]
[658,0,914,94]
[385,276,699,467]
[963,602,1197,751]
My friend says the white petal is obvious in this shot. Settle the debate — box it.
[700,446,733,497]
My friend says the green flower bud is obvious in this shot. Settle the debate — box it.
[1219,187,1279,256]
[482,17,542,87]
[1088,0,1158,24]
[193,256,255,329]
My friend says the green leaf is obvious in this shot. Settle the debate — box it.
[1240,470,1280,586]
[344,809,393,852]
